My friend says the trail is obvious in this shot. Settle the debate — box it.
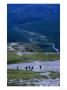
[7,60,60,72]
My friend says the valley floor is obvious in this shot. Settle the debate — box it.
[7,60,60,86]
[7,42,60,86]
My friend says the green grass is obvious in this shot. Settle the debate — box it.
[24,53,60,61]
[7,69,48,80]
[49,71,60,79]
[7,51,23,64]
[7,51,60,64]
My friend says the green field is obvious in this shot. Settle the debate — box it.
[7,51,60,64]
[7,69,48,80]
[49,71,60,79]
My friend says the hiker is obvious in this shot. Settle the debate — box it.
[31,66,33,70]
[17,66,19,70]
[40,65,41,69]
[26,66,27,70]
[28,66,30,69]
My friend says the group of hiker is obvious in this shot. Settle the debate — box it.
[25,66,33,70]
[17,65,42,70]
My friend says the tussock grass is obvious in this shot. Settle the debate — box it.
[7,51,60,64]
[7,69,48,79]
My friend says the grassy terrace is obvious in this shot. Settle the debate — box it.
[7,69,48,80]
[7,69,60,80]
[7,51,60,64]
[49,71,60,79]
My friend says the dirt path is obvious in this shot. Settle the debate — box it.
[7,60,60,72]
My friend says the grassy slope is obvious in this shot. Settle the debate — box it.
[49,71,60,79]
[7,51,60,64]
[7,69,48,80]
